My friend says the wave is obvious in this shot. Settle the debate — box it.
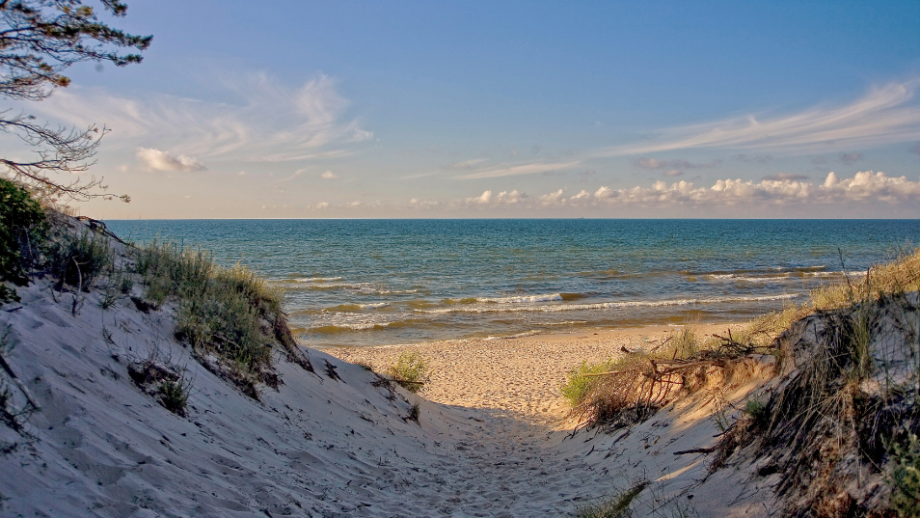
[325,302,389,312]
[282,276,343,283]
[306,319,421,334]
[706,270,864,282]
[481,293,563,304]
[418,294,799,314]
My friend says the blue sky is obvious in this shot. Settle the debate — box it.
[12,0,920,218]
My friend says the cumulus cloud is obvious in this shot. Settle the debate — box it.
[539,189,566,206]
[578,171,920,207]
[839,152,863,163]
[456,171,920,211]
[321,170,339,180]
[136,148,206,172]
[599,80,920,156]
[664,169,684,177]
[465,190,527,206]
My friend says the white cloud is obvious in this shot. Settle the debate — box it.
[467,190,493,204]
[459,161,581,180]
[455,171,920,211]
[634,158,720,169]
[136,148,206,172]
[539,189,566,206]
[664,169,684,177]
[315,201,329,209]
[578,171,920,206]
[444,158,489,170]
[32,73,371,164]
[599,80,920,156]
[321,170,339,180]
[464,189,527,206]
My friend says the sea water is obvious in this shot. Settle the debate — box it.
[105,219,920,349]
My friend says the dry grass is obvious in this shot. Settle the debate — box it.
[752,247,920,342]
[708,249,920,517]
[562,328,755,429]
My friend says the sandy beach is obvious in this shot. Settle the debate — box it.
[325,322,746,425]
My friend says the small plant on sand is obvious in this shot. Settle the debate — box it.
[889,433,920,517]
[159,377,191,416]
[742,396,769,429]
[388,351,428,393]
[574,480,649,518]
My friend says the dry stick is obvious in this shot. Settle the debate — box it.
[649,336,672,352]
[71,257,83,317]
[673,447,715,455]
[0,353,40,410]
[382,379,425,385]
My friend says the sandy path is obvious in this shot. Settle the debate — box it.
[325,322,744,426]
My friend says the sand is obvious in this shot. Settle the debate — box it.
[0,220,776,517]
[325,323,747,425]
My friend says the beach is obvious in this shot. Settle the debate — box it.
[325,322,745,425]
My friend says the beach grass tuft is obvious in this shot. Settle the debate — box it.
[388,351,429,393]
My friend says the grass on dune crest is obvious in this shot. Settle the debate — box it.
[751,246,920,339]
[562,247,920,428]
[133,242,290,390]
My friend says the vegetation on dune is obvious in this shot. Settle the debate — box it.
[388,351,429,393]
[0,180,308,401]
[562,246,920,517]
[573,480,649,518]
[0,179,48,302]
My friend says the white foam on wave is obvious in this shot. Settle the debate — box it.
[292,276,343,283]
[360,303,389,309]
[480,293,563,304]
[418,293,800,315]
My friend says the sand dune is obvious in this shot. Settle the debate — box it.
[0,219,777,517]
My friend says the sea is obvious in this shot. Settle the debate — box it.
[104,219,920,349]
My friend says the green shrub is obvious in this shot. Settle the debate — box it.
[573,481,649,518]
[561,359,620,407]
[388,351,428,393]
[48,230,112,291]
[0,179,48,302]
[889,433,920,517]
[159,378,191,416]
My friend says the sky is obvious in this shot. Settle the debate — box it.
[5,0,920,219]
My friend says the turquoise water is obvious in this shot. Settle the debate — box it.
[105,219,920,348]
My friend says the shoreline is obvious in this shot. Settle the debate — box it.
[324,321,747,426]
